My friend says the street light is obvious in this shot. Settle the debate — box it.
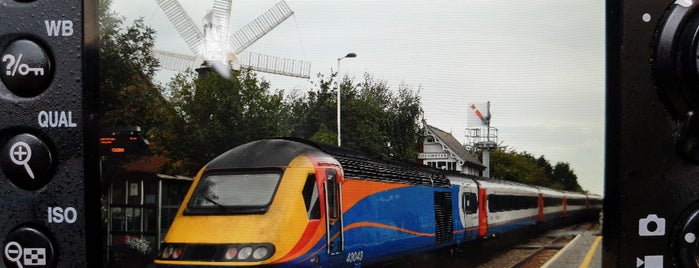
[336,52,357,147]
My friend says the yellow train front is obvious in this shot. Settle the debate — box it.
[155,138,342,266]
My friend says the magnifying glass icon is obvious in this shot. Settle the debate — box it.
[4,241,23,268]
[9,142,35,179]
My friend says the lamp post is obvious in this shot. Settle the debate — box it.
[336,52,357,147]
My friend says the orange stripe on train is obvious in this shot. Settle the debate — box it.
[341,179,408,213]
[343,221,436,237]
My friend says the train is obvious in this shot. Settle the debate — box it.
[154,138,602,267]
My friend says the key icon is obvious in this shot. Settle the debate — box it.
[9,142,35,179]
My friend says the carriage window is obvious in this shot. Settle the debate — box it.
[488,195,500,212]
[568,198,586,206]
[186,171,281,214]
[544,197,563,207]
[488,194,539,211]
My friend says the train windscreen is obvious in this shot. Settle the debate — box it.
[186,172,281,214]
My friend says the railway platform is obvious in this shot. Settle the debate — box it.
[541,230,602,268]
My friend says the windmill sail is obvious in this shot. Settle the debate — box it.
[240,52,310,79]
[153,50,199,73]
[155,0,204,54]
[230,0,294,54]
[212,0,233,33]
[154,50,310,79]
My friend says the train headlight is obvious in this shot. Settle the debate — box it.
[252,246,269,260]
[224,246,238,260]
[159,244,185,260]
[161,245,174,259]
[172,247,183,259]
[238,246,253,260]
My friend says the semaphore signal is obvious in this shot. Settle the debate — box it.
[466,101,498,178]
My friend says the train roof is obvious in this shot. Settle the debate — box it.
[207,138,451,188]
[563,191,588,199]
[206,138,595,194]
[206,139,321,170]
[285,138,451,188]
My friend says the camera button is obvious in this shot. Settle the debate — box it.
[2,226,56,268]
[0,39,53,97]
[639,214,666,237]
[0,133,54,191]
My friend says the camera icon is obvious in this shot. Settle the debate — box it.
[639,214,666,237]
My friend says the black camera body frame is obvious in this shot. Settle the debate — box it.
[2,0,699,266]
[0,0,99,267]
[607,0,699,266]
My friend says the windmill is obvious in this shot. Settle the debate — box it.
[152,0,311,79]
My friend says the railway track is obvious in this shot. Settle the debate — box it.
[478,221,599,268]
[506,236,570,268]
[373,221,600,268]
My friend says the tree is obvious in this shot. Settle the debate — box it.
[166,69,289,174]
[98,0,183,173]
[340,74,393,158]
[553,162,583,192]
[536,155,553,180]
[288,73,423,161]
[386,83,423,161]
[99,0,159,112]
[490,147,585,192]
[490,148,549,186]
[286,73,337,143]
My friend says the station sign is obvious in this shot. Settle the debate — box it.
[417,153,449,160]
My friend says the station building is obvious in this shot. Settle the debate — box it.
[100,127,192,264]
[418,124,485,176]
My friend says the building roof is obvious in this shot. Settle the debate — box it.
[122,155,169,174]
[425,124,484,168]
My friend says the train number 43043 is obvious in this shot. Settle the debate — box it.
[346,250,364,263]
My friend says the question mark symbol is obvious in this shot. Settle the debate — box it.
[3,54,16,76]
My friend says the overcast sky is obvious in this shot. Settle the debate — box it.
[112,0,606,195]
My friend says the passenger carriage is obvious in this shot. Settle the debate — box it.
[477,179,540,237]
[538,187,565,222]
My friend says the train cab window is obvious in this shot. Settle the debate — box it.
[326,170,340,220]
[302,174,320,220]
[185,171,281,214]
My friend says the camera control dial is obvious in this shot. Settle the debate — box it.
[672,202,699,267]
[654,0,699,162]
